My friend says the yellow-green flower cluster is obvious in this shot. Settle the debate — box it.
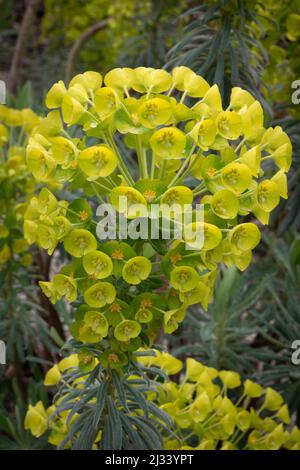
[24,67,291,367]
[0,105,40,268]
[24,187,174,356]
[23,188,171,354]
[24,188,70,256]
[25,351,300,450]
[137,352,300,451]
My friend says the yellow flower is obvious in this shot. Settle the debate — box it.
[137,98,172,128]
[219,370,241,389]
[24,401,48,438]
[69,71,102,91]
[186,358,205,382]
[64,229,97,258]
[216,111,242,140]
[46,80,67,108]
[78,145,117,179]
[154,352,183,375]
[150,127,186,159]
[264,388,284,411]
[44,365,61,386]
[190,391,212,422]
[243,379,263,398]
[122,256,152,285]
[58,354,79,372]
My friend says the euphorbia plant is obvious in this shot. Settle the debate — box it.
[23,66,292,449]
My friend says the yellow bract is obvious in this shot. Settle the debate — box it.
[78,145,117,179]
[69,71,103,91]
[84,282,116,308]
[216,111,242,140]
[46,80,67,108]
[150,127,186,159]
[256,180,280,212]
[24,402,48,438]
[132,68,172,93]
[160,186,193,208]
[137,98,172,128]
[229,223,261,254]
[122,256,152,285]
[64,229,97,257]
[104,67,133,91]
[110,186,147,218]
[44,365,61,386]
[94,86,119,119]
[62,94,86,124]
[222,162,252,194]
[211,189,239,219]
[190,119,217,149]
[82,250,113,279]
[26,146,56,181]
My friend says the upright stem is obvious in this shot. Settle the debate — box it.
[36,250,65,341]
[167,144,197,188]
[105,131,134,186]
[136,135,148,178]
[158,160,167,180]
[92,183,106,204]
[234,137,246,153]
[150,152,156,179]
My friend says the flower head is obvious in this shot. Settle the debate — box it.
[122,256,152,285]
[114,320,141,342]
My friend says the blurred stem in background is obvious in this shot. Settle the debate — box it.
[65,20,108,84]
[8,0,41,93]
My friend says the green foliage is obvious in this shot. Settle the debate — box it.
[167,0,268,107]
[118,0,187,68]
